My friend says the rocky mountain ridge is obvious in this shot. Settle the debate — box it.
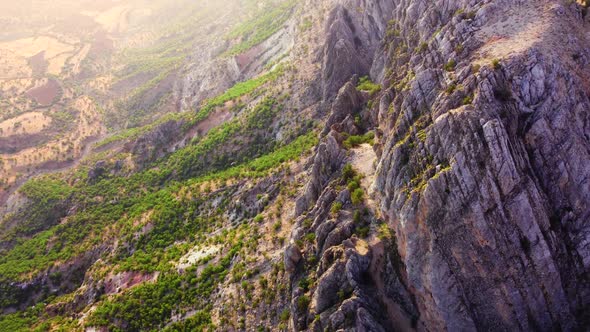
[286,0,590,330]
[0,0,589,331]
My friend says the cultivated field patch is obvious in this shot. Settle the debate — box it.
[26,79,61,105]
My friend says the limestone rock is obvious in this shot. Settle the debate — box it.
[285,244,303,274]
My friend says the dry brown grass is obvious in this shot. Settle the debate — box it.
[0,112,51,137]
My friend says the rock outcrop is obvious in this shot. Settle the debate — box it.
[321,0,395,100]
[373,0,590,330]
[126,119,185,167]
[288,0,590,331]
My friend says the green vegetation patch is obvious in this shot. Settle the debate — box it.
[444,59,456,72]
[189,65,285,125]
[87,243,243,331]
[198,131,318,182]
[223,0,297,56]
[356,76,382,96]
[342,131,375,149]
[0,177,73,249]
[0,307,43,332]
[94,65,284,149]
[169,96,282,179]
[0,125,316,281]
[19,177,72,205]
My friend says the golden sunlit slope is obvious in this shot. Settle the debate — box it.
[0,0,257,203]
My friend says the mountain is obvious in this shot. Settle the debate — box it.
[1,0,589,331]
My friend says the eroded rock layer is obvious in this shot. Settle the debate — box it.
[288,0,590,330]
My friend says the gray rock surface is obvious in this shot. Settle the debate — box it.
[373,0,590,330]
[287,0,590,331]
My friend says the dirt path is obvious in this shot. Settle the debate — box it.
[349,143,415,330]
[475,0,585,64]
[349,143,378,210]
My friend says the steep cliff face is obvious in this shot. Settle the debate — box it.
[290,0,590,330]
[319,0,395,100]
[176,1,297,112]
[2,0,589,330]
[375,0,590,329]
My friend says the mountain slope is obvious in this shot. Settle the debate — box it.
[1,0,589,331]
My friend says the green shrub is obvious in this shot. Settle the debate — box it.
[354,115,362,126]
[444,59,456,72]
[472,64,481,73]
[342,164,356,182]
[492,58,501,70]
[273,222,282,231]
[378,223,393,241]
[280,308,290,322]
[347,180,360,192]
[297,295,310,311]
[298,277,310,291]
[331,202,343,215]
[445,83,457,94]
[462,95,474,105]
[342,132,375,149]
[353,210,362,223]
[356,226,370,238]
[356,76,382,96]
[416,42,428,53]
[351,188,364,205]
[0,312,36,332]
